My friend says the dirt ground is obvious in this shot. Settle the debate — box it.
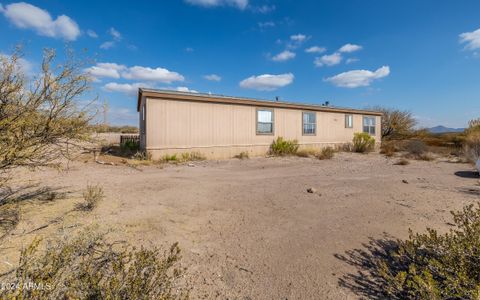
[1,152,479,299]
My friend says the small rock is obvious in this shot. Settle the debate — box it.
[188,163,195,167]
[402,179,409,184]
[307,187,316,193]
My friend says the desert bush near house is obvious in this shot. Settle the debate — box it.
[370,204,480,299]
[316,147,335,160]
[0,228,188,300]
[352,133,375,153]
[464,123,480,163]
[234,151,250,159]
[269,137,299,156]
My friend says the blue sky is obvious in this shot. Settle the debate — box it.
[0,0,479,127]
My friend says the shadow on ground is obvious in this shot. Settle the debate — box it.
[454,171,479,179]
[0,184,67,206]
[334,235,401,300]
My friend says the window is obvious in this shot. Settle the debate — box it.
[257,109,274,134]
[345,114,353,128]
[363,116,376,135]
[303,112,316,135]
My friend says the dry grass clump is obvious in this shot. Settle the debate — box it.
[269,137,299,156]
[0,205,19,239]
[316,147,335,160]
[296,148,319,158]
[353,133,375,153]
[464,130,480,163]
[0,227,188,299]
[180,152,206,162]
[404,140,434,161]
[380,142,399,157]
[75,185,104,211]
[234,151,250,159]
[366,204,480,299]
[394,158,410,166]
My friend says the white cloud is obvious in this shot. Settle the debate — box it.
[103,82,147,96]
[305,46,326,54]
[86,63,184,83]
[86,29,98,38]
[204,74,221,81]
[258,21,275,28]
[100,41,115,49]
[185,0,248,9]
[84,63,126,79]
[1,2,80,40]
[251,4,275,13]
[325,66,390,88]
[290,34,307,42]
[346,58,359,64]
[239,73,294,91]
[121,66,184,83]
[460,28,480,50]
[108,27,121,40]
[314,52,342,67]
[272,50,295,62]
[185,47,194,52]
[338,43,362,53]
[176,86,198,93]
[0,4,4,13]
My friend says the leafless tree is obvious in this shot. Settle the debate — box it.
[372,106,417,139]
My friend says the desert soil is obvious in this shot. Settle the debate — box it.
[1,152,479,299]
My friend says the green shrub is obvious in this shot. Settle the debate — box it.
[75,185,104,211]
[234,151,250,159]
[0,227,188,299]
[316,147,335,160]
[269,137,299,156]
[121,140,140,153]
[352,133,375,153]
[162,154,178,162]
[371,204,480,299]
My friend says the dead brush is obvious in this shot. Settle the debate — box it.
[394,158,410,166]
[76,185,104,211]
[296,148,319,158]
[316,147,335,160]
[380,142,398,157]
[0,226,189,299]
[234,151,250,159]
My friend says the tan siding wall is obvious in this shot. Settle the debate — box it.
[145,98,381,159]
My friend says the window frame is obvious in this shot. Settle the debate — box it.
[345,114,353,128]
[362,116,376,135]
[256,108,275,135]
[302,111,317,136]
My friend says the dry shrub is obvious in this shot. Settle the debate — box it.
[464,130,480,163]
[0,205,19,239]
[269,137,299,156]
[75,185,104,211]
[372,107,416,139]
[380,142,399,157]
[316,147,335,160]
[180,152,206,162]
[0,227,188,299]
[394,158,410,166]
[370,204,480,299]
[353,133,375,153]
[296,148,319,158]
[234,151,250,159]
[405,140,427,156]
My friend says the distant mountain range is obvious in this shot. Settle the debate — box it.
[427,126,465,133]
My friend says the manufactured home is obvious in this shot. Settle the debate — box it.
[137,89,382,159]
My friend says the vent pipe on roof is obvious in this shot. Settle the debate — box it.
[275,96,279,101]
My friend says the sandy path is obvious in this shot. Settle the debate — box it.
[1,153,479,299]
